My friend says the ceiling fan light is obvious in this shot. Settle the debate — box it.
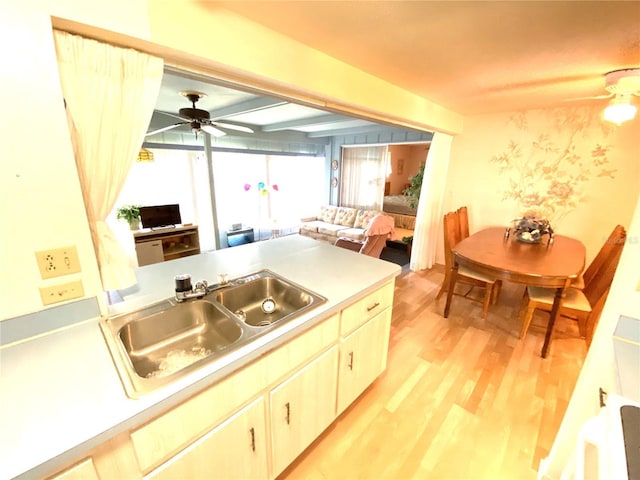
[603,97,637,125]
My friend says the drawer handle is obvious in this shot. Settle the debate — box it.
[285,402,291,425]
[367,301,380,312]
[249,427,256,452]
[348,351,354,370]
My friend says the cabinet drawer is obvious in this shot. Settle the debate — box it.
[131,356,267,473]
[48,458,99,480]
[340,281,394,336]
[265,313,339,385]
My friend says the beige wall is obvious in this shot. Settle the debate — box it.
[444,105,639,266]
[0,3,101,319]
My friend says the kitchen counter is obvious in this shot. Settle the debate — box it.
[0,235,400,480]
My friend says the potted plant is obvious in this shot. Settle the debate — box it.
[403,163,425,209]
[402,235,414,257]
[117,205,141,231]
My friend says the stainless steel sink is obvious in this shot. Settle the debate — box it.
[117,300,243,379]
[100,270,326,398]
[212,270,324,327]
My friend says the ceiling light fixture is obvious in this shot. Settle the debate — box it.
[603,94,637,126]
[601,69,640,126]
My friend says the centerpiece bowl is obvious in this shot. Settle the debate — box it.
[511,214,554,244]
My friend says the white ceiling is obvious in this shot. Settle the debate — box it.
[148,1,640,139]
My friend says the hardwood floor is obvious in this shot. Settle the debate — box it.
[280,265,587,480]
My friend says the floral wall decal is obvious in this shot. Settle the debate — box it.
[490,107,617,223]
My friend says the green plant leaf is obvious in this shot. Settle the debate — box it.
[116,205,141,222]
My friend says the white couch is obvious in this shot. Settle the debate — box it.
[299,206,381,243]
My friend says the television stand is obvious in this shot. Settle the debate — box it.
[134,225,200,266]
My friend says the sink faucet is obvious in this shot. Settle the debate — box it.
[174,274,208,302]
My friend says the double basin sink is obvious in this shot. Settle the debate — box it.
[99,270,326,398]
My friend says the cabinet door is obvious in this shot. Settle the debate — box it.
[337,308,392,415]
[147,398,268,480]
[270,346,338,477]
[135,240,164,266]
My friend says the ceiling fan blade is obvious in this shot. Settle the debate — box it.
[211,121,254,133]
[562,93,613,103]
[146,122,186,136]
[157,110,189,121]
[201,124,226,137]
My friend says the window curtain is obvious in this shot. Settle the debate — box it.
[410,133,453,271]
[53,30,164,290]
[340,146,388,209]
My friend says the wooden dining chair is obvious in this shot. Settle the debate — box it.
[519,224,626,343]
[457,206,470,239]
[436,209,500,319]
[570,224,626,290]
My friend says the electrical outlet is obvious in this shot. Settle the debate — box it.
[35,246,81,279]
[39,280,84,306]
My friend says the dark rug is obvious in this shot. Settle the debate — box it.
[380,244,410,267]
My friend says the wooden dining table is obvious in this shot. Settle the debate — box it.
[443,227,586,358]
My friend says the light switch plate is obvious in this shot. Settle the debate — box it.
[39,280,84,305]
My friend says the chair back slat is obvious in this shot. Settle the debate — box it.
[582,225,626,287]
[457,206,470,239]
[583,225,626,305]
[443,211,463,271]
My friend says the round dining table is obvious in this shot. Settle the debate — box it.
[443,227,586,357]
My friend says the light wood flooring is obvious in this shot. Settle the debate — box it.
[279,265,587,480]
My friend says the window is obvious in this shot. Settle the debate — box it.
[339,146,388,209]
[111,149,326,257]
[109,149,210,257]
[212,152,325,230]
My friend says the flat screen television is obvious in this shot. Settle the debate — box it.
[139,204,182,229]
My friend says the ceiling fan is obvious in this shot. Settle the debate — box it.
[573,68,640,100]
[566,68,640,125]
[146,91,255,137]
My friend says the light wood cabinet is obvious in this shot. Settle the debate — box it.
[147,398,268,480]
[134,225,200,266]
[130,353,267,473]
[270,346,339,477]
[337,308,392,415]
[46,281,394,480]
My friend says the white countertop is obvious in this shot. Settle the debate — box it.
[0,235,400,480]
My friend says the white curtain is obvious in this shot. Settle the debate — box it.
[410,133,453,271]
[54,30,164,290]
[340,146,388,209]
